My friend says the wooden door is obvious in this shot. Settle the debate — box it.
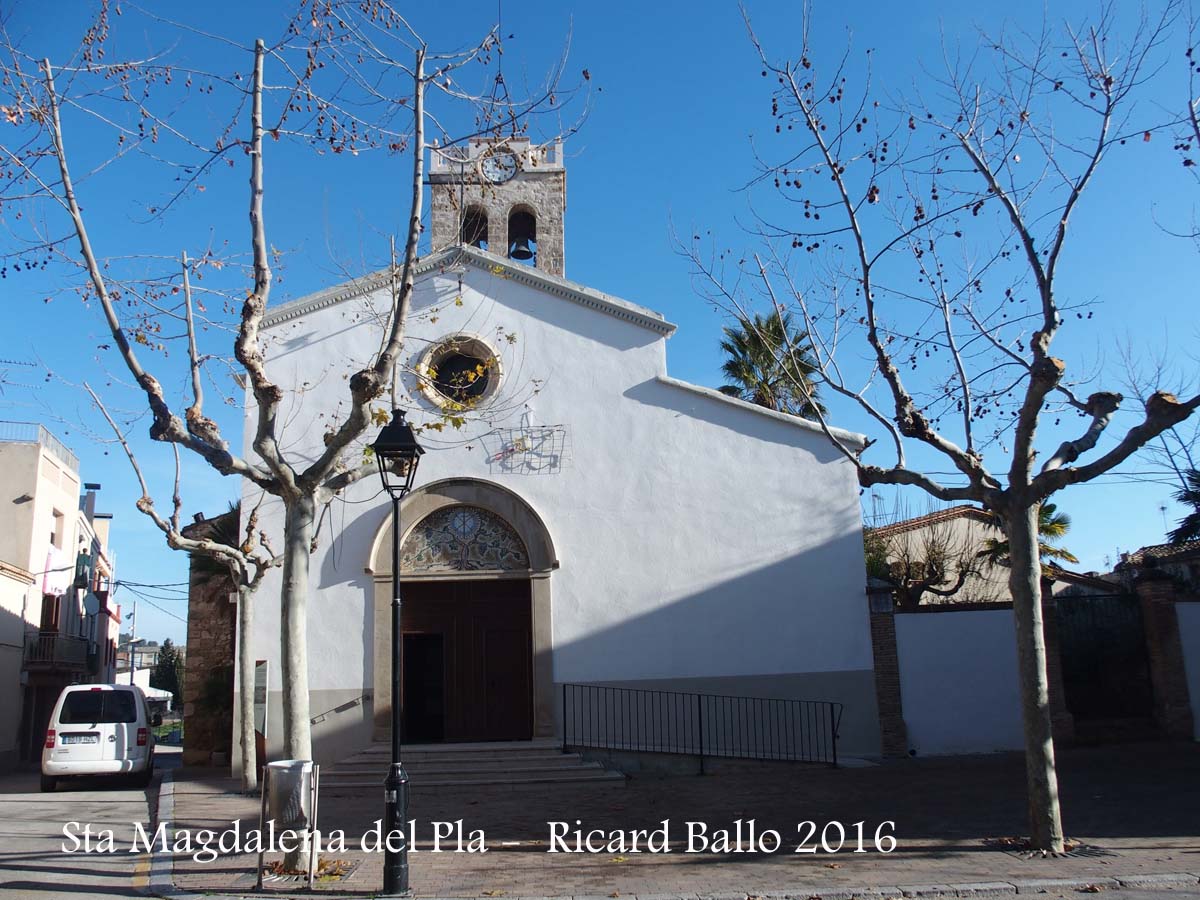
[401,579,532,742]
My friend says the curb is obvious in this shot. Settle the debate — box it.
[147,862,1200,900]
[146,769,198,900]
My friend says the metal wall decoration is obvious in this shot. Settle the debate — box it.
[483,424,570,475]
[401,505,530,573]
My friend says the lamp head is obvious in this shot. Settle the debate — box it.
[371,410,425,497]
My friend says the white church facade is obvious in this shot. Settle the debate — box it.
[234,138,882,767]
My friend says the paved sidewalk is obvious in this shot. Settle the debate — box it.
[163,742,1200,899]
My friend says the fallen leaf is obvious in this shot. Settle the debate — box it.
[825,862,842,869]
[609,855,628,863]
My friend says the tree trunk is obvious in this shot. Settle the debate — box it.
[1007,501,1065,852]
[281,495,314,761]
[237,581,258,793]
[280,495,315,873]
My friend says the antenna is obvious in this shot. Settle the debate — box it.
[483,0,515,136]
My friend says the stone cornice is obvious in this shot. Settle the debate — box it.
[655,376,869,449]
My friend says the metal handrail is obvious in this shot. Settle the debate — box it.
[562,683,842,768]
[310,690,374,726]
[0,421,80,470]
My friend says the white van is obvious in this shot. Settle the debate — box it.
[41,684,161,792]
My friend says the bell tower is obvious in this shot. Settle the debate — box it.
[428,137,567,277]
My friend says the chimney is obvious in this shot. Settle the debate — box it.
[83,482,101,522]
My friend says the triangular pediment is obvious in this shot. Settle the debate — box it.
[262,244,676,336]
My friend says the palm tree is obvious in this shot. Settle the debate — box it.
[978,503,1079,567]
[1169,468,1200,544]
[718,310,824,419]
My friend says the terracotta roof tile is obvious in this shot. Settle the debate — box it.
[867,505,993,538]
[1122,539,1200,566]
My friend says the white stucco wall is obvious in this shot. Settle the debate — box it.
[895,609,1024,755]
[1177,601,1200,741]
[239,252,877,758]
[0,567,33,761]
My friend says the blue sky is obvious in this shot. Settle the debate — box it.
[2,0,1197,643]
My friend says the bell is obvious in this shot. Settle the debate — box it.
[509,237,534,261]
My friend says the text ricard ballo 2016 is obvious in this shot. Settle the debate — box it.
[62,819,898,863]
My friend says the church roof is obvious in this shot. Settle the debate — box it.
[261,244,677,335]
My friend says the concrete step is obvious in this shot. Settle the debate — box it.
[321,740,625,792]
[332,762,603,777]
[331,753,591,772]
[348,753,571,768]
[350,748,566,763]
[321,768,626,791]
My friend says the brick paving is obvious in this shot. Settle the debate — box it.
[168,742,1200,898]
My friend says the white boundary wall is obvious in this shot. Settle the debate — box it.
[1176,602,1200,741]
[895,609,1024,755]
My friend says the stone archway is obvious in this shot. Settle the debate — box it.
[367,479,558,741]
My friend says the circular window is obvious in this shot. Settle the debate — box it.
[417,334,502,409]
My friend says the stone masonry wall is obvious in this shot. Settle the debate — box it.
[182,513,237,766]
[1134,572,1196,739]
[430,171,566,277]
[868,605,909,757]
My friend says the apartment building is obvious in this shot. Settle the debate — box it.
[0,422,120,764]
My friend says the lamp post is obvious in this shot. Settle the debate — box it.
[123,637,145,685]
[370,409,425,896]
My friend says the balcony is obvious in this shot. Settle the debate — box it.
[23,632,88,671]
[0,421,80,470]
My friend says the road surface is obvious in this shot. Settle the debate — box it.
[0,746,178,899]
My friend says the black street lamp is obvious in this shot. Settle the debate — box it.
[371,409,425,896]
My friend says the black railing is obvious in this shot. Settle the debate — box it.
[23,632,88,670]
[562,683,842,767]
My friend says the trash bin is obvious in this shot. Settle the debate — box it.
[266,759,314,832]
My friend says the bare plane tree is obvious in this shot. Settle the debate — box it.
[0,0,583,765]
[683,3,1196,851]
[87,382,279,792]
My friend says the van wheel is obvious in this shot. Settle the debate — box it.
[40,774,56,793]
[133,761,154,788]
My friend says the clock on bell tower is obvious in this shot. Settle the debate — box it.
[428,137,567,277]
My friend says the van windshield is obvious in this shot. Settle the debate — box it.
[59,690,138,724]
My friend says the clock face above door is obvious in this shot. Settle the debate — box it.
[479,148,519,184]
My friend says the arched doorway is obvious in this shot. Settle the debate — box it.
[367,479,557,742]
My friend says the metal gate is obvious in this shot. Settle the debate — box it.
[1055,592,1154,720]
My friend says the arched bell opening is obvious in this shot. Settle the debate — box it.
[507,207,537,265]
[461,206,488,251]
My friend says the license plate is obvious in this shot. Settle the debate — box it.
[62,734,98,745]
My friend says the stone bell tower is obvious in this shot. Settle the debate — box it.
[428,137,566,277]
